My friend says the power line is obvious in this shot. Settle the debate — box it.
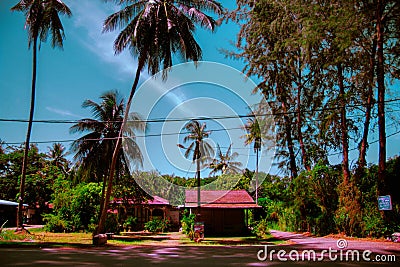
[327,129,400,157]
[1,98,399,125]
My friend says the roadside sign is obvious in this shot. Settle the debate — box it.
[378,195,392,211]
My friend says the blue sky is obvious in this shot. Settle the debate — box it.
[0,0,399,178]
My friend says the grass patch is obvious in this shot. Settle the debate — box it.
[108,239,147,246]
[178,232,286,246]
[1,228,92,245]
[0,230,34,241]
[0,229,286,247]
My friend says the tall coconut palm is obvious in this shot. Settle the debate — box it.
[70,91,145,223]
[97,0,223,236]
[242,117,262,204]
[11,0,72,230]
[46,143,69,175]
[178,120,214,209]
[208,143,242,176]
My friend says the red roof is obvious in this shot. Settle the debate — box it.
[111,196,170,205]
[185,190,260,209]
[144,196,169,205]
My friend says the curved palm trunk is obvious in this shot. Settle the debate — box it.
[17,37,38,230]
[96,59,145,236]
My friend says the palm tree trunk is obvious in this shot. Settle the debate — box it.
[195,141,201,216]
[255,148,259,204]
[196,151,201,212]
[376,0,386,196]
[358,39,377,170]
[98,174,107,223]
[96,59,145,236]
[338,63,350,183]
[17,37,38,230]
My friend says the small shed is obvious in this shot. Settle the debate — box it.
[184,190,260,235]
[0,200,28,227]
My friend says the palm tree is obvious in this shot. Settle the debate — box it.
[11,0,72,230]
[97,0,223,236]
[46,143,69,176]
[70,91,145,224]
[178,120,214,209]
[242,117,262,204]
[208,143,242,176]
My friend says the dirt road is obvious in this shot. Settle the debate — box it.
[0,231,398,266]
[270,230,400,255]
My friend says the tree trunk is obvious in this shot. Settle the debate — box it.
[376,0,386,196]
[296,55,310,171]
[255,148,259,204]
[96,59,144,236]
[196,143,201,213]
[281,100,298,180]
[358,39,377,170]
[17,37,38,230]
[338,63,350,183]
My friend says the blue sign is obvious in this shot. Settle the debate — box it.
[378,195,392,211]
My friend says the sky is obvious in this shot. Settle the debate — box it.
[0,0,399,179]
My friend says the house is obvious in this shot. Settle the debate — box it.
[110,196,180,230]
[184,190,260,235]
[0,200,28,227]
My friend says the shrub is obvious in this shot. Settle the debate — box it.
[252,219,270,239]
[123,216,137,231]
[43,213,72,233]
[144,218,169,233]
[106,213,120,233]
[180,211,196,238]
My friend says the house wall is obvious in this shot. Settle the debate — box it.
[0,205,17,227]
[198,208,246,235]
[165,208,180,231]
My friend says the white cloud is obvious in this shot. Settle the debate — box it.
[46,107,81,118]
[65,0,147,80]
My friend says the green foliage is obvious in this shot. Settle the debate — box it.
[144,218,169,233]
[0,230,33,241]
[181,211,196,238]
[105,213,120,234]
[252,219,270,239]
[43,213,72,233]
[123,216,137,231]
[70,183,102,230]
[44,179,102,232]
[335,180,363,236]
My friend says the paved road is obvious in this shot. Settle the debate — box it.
[0,231,398,266]
[270,230,400,255]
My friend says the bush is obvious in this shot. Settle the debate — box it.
[252,219,270,239]
[106,213,120,233]
[43,213,72,233]
[180,211,196,238]
[144,218,169,233]
[123,216,137,231]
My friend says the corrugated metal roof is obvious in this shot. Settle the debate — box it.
[111,196,170,205]
[185,190,260,208]
[0,200,28,206]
